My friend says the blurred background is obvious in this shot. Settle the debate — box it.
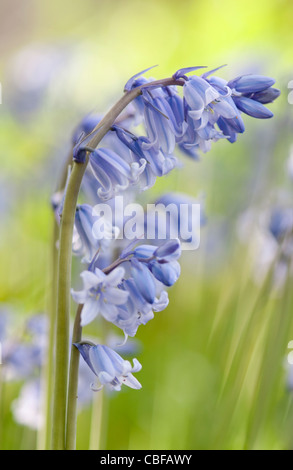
[0,0,293,450]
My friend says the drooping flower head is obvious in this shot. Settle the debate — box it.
[74,342,142,391]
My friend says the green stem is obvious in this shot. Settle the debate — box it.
[89,390,104,450]
[65,304,83,450]
[51,160,88,449]
[37,219,59,450]
[41,147,75,450]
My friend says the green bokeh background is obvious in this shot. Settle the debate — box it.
[0,0,293,450]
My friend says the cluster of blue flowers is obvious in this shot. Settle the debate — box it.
[73,66,279,197]
[67,66,280,392]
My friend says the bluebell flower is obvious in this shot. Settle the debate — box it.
[248,87,281,104]
[74,342,142,391]
[0,311,47,382]
[268,207,293,242]
[182,75,220,121]
[113,127,178,189]
[228,74,275,94]
[124,65,158,92]
[227,74,279,119]
[112,278,169,337]
[153,238,181,262]
[148,259,181,286]
[231,95,274,119]
[89,147,146,200]
[129,241,181,287]
[132,239,181,263]
[73,203,115,263]
[71,267,129,326]
[141,86,189,155]
[130,258,156,304]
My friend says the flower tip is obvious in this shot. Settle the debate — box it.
[173,66,207,80]
[124,65,159,91]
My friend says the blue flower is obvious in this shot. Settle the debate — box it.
[149,259,181,286]
[113,127,178,189]
[141,87,187,154]
[154,238,181,262]
[232,96,274,119]
[89,147,146,200]
[73,204,114,263]
[74,342,142,391]
[182,75,220,121]
[248,87,281,104]
[130,258,156,304]
[71,267,129,326]
[132,239,181,263]
[227,74,279,120]
[112,278,169,337]
[130,241,181,287]
[228,74,275,94]
[268,207,293,241]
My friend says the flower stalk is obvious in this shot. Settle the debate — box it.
[51,78,181,449]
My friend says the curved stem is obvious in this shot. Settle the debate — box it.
[51,76,182,450]
[51,160,88,449]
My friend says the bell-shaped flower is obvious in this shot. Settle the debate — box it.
[130,258,156,304]
[154,239,181,262]
[132,239,181,263]
[113,127,178,185]
[183,75,220,121]
[71,267,129,327]
[89,147,146,200]
[248,87,281,104]
[74,342,142,391]
[228,74,275,94]
[112,279,169,337]
[142,87,188,154]
[149,259,181,286]
[73,204,114,263]
[232,96,274,119]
